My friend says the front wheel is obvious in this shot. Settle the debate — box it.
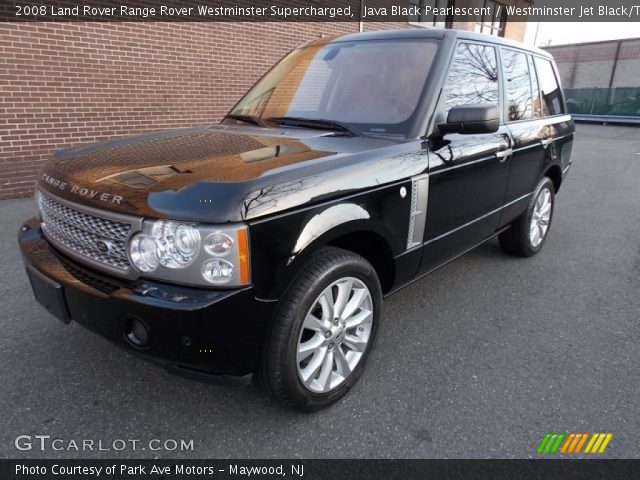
[499,176,555,257]
[258,247,382,412]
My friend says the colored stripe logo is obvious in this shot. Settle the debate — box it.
[537,433,613,454]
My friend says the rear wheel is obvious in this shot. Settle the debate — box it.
[258,247,382,412]
[499,177,555,257]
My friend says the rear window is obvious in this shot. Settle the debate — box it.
[534,57,565,116]
[501,48,535,122]
[527,55,542,118]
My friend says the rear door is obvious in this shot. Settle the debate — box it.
[533,56,575,179]
[420,41,512,273]
[500,52,574,225]
[498,48,548,226]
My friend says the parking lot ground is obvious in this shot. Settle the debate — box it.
[0,123,638,458]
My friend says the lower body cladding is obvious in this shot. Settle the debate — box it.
[18,218,275,384]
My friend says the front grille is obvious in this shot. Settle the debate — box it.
[39,191,133,272]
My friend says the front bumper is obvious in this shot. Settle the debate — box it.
[19,217,275,383]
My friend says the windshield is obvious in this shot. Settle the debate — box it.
[228,39,439,135]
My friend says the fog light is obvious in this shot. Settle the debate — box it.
[124,317,149,348]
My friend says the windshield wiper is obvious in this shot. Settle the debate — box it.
[267,117,359,136]
[223,114,269,127]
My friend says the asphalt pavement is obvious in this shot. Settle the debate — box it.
[0,123,638,458]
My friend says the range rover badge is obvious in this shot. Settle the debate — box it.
[95,239,113,253]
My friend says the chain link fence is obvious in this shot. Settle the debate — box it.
[564,87,640,117]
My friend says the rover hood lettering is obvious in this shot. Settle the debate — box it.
[41,173,123,205]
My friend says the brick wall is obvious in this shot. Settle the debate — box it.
[0,19,524,199]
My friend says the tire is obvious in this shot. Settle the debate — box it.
[258,247,382,412]
[499,176,555,257]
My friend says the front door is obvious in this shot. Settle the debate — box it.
[420,41,512,273]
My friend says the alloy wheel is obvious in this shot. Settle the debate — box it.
[296,277,374,393]
[530,187,552,247]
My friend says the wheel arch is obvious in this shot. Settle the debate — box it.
[292,221,397,294]
[544,164,562,193]
[326,230,396,294]
[265,219,398,300]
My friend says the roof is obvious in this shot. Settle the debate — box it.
[314,28,552,58]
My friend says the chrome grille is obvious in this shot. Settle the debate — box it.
[38,191,133,272]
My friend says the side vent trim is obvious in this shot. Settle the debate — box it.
[407,173,429,250]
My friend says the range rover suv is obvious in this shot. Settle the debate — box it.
[19,29,574,411]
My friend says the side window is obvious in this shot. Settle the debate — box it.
[443,43,499,113]
[527,55,542,118]
[534,57,564,116]
[501,48,534,122]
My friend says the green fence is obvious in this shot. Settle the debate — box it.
[564,87,640,117]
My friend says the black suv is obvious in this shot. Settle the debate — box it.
[19,29,574,411]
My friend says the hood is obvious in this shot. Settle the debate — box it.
[38,125,425,222]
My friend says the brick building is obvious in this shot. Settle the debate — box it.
[0,1,530,199]
[542,38,640,118]
[543,38,640,89]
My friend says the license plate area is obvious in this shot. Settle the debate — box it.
[26,266,71,324]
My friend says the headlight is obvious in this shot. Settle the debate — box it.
[150,221,201,269]
[130,234,159,272]
[203,233,233,257]
[128,220,250,287]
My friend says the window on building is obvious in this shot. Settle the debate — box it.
[443,42,499,112]
[408,0,454,28]
[534,57,565,116]
[475,0,507,37]
[501,48,534,121]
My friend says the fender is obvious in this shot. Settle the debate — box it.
[290,203,371,263]
[249,182,412,301]
[282,204,401,297]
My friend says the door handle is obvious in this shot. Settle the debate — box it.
[540,138,553,149]
[496,148,513,162]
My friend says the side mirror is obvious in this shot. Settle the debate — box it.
[437,104,499,135]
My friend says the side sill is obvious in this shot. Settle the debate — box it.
[384,226,509,298]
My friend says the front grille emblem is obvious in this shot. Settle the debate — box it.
[95,239,113,254]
